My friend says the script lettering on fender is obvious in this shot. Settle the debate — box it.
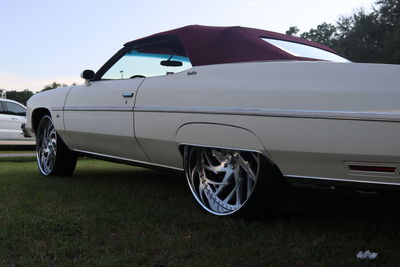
[187,71,197,76]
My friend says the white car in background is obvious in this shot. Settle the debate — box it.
[24,25,400,216]
[0,98,31,141]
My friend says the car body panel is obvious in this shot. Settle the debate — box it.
[0,114,10,139]
[63,79,148,161]
[8,114,26,140]
[0,98,33,141]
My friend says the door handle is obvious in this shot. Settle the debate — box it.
[122,92,134,97]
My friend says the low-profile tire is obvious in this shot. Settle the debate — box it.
[184,146,284,216]
[36,115,77,176]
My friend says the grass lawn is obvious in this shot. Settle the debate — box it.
[0,150,34,154]
[1,158,400,266]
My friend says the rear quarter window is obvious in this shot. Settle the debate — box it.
[261,38,349,62]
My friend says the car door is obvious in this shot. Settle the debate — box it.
[64,36,192,162]
[0,101,10,140]
[64,78,147,161]
[2,101,26,140]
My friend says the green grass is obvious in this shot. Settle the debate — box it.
[1,158,400,266]
[0,152,35,163]
[0,150,34,154]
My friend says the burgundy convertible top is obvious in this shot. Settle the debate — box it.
[125,25,338,66]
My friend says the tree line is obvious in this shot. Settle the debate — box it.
[286,0,399,64]
[3,82,71,106]
[4,0,399,105]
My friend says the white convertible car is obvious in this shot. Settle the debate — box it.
[24,25,400,216]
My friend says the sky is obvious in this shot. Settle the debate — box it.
[0,0,375,92]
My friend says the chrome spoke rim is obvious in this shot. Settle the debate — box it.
[37,117,57,175]
[186,147,260,215]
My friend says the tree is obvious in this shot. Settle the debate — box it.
[335,9,384,62]
[376,0,400,63]
[285,26,299,36]
[6,89,34,105]
[41,82,68,92]
[300,23,337,48]
[334,0,400,63]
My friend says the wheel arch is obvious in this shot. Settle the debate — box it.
[31,107,51,134]
[176,122,276,166]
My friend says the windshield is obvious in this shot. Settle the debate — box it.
[261,38,349,62]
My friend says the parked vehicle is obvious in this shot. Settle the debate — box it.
[23,25,400,216]
[0,98,32,141]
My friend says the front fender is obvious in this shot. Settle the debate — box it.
[26,86,75,146]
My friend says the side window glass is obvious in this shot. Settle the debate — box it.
[102,45,192,79]
[261,38,349,62]
[0,102,4,114]
[5,102,26,116]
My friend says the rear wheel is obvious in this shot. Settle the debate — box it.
[36,115,77,176]
[184,146,283,216]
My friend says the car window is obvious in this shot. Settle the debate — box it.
[102,49,192,79]
[261,38,349,62]
[0,101,4,114]
[4,102,26,116]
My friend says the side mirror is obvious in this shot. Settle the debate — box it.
[160,60,183,67]
[80,69,95,86]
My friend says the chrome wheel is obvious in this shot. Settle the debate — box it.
[36,115,77,176]
[36,116,57,175]
[185,147,261,215]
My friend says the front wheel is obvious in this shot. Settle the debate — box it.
[184,146,284,216]
[36,115,77,176]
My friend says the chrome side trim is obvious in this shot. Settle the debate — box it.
[73,149,183,171]
[135,106,400,122]
[286,175,400,186]
[64,107,133,112]
[51,107,64,111]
